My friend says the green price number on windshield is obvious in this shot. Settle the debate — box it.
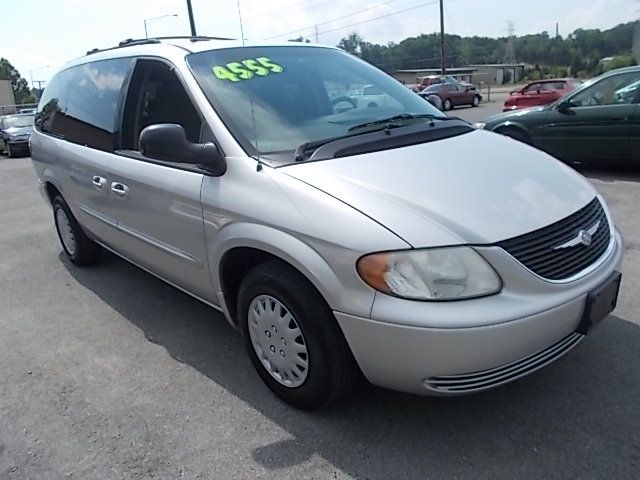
[212,57,284,82]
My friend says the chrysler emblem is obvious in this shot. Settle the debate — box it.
[580,229,593,247]
[553,221,600,250]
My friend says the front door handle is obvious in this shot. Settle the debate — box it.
[110,182,129,197]
[92,175,107,190]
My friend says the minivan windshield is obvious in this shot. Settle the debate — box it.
[187,46,444,163]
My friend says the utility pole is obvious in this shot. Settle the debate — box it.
[555,22,559,38]
[314,25,319,43]
[186,0,197,36]
[439,0,445,74]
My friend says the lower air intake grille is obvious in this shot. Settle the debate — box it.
[426,332,584,393]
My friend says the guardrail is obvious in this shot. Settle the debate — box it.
[1,104,38,115]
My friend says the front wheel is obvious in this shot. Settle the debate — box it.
[6,144,15,158]
[52,195,101,266]
[443,98,452,111]
[237,261,360,409]
[472,95,480,107]
[499,127,532,145]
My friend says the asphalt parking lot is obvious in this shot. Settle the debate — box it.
[449,90,509,123]
[1,155,639,480]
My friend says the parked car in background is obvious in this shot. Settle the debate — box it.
[419,74,477,91]
[0,113,35,157]
[503,78,582,111]
[419,83,482,110]
[19,108,37,114]
[477,66,640,164]
[350,84,403,109]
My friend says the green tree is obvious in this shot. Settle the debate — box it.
[0,58,36,104]
[338,33,364,56]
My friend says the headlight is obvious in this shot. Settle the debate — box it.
[472,122,486,129]
[357,247,501,301]
[11,134,29,141]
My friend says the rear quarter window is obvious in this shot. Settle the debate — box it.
[36,58,132,152]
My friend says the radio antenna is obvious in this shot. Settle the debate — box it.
[236,0,245,45]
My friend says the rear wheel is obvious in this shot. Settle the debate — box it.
[237,261,360,409]
[443,98,452,111]
[52,195,101,266]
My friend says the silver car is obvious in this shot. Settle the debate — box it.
[30,37,623,408]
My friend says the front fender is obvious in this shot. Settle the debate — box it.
[207,222,376,326]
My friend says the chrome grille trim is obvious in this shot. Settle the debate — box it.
[426,332,584,393]
[497,198,611,281]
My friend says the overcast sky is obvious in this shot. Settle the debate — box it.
[1,0,636,87]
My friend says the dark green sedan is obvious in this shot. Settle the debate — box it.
[477,66,640,163]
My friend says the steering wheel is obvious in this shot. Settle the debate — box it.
[331,96,357,113]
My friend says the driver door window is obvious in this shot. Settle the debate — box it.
[121,59,202,151]
[571,72,640,107]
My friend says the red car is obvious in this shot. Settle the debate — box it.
[419,83,482,111]
[503,78,582,111]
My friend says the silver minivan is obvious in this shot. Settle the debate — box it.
[31,37,623,408]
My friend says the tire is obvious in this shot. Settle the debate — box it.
[52,195,101,266]
[6,144,14,158]
[237,260,360,409]
[443,98,452,111]
[472,95,480,107]
[499,127,532,145]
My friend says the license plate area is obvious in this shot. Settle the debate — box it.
[577,271,622,334]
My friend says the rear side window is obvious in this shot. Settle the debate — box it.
[64,58,132,151]
[35,69,73,136]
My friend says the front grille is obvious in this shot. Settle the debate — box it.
[497,198,610,280]
[426,332,584,393]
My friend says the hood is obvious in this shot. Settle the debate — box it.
[281,130,595,247]
[485,105,547,123]
[3,126,33,137]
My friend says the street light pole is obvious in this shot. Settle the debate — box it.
[143,14,178,38]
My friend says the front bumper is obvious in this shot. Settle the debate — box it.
[7,140,30,152]
[335,229,623,395]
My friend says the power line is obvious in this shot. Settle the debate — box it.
[315,0,439,36]
[264,0,399,40]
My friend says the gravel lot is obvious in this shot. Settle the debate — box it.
[1,155,639,480]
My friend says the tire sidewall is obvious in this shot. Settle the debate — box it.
[472,95,480,107]
[53,197,78,259]
[444,99,452,110]
[238,268,335,408]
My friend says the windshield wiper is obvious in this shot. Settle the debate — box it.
[294,114,461,162]
[295,135,350,162]
[347,113,453,132]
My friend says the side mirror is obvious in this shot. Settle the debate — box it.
[139,123,227,176]
[557,100,574,113]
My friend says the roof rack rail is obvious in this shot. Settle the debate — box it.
[118,38,161,47]
[85,35,234,56]
[148,35,235,42]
